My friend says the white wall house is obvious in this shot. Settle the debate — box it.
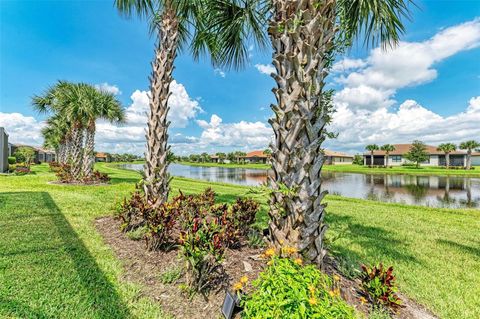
[363,143,479,167]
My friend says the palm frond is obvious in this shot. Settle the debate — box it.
[337,0,415,49]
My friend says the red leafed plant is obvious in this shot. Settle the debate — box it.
[116,187,152,232]
[360,263,402,309]
[83,170,110,184]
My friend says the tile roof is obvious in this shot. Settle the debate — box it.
[324,149,354,158]
[363,144,471,156]
[244,150,269,158]
[95,152,109,158]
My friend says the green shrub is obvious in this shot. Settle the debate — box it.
[369,306,392,319]
[8,157,16,165]
[360,264,401,309]
[159,266,182,284]
[125,225,147,241]
[14,166,31,175]
[8,164,17,173]
[241,257,355,319]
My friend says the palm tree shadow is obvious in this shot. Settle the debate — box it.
[326,214,419,265]
[437,239,480,258]
[0,192,131,318]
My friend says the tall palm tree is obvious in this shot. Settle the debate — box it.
[82,86,125,177]
[437,143,456,169]
[116,0,219,204]
[366,144,380,166]
[460,140,480,169]
[209,0,412,265]
[381,144,396,166]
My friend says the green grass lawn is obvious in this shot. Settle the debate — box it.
[322,164,480,177]
[1,163,479,318]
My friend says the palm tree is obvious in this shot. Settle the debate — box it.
[366,144,380,166]
[209,0,412,265]
[32,81,80,167]
[200,152,209,163]
[216,152,226,164]
[235,151,246,164]
[460,140,480,169]
[82,85,125,177]
[380,144,396,166]
[116,0,219,204]
[41,115,70,163]
[437,143,456,169]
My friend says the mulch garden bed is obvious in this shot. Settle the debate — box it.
[96,216,437,319]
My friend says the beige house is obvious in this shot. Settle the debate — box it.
[324,149,354,165]
[363,143,480,167]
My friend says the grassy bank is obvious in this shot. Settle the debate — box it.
[1,163,479,318]
[175,161,270,170]
[176,161,480,177]
[323,164,480,177]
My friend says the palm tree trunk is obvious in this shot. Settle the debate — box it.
[370,153,374,166]
[446,153,450,168]
[268,0,336,266]
[82,121,96,178]
[466,150,472,169]
[70,124,84,180]
[143,7,178,204]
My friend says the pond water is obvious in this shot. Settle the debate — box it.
[122,163,480,209]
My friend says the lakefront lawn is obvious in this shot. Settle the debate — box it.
[0,163,479,318]
[177,161,480,177]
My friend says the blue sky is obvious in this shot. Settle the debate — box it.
[1,0,479,155]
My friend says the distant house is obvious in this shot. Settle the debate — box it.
[95,152,110,162]
[242,150,270,164]
[324,149,354,165]
[363,143,480,166]
[0,127,8,172]
[9,143,56,164]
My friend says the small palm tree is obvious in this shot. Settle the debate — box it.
[200,152,209,163]
[460,140,480,169]
[41,115,70,163]
[209,0,413,265]
[380,144,396,166]
[82,85,125,177]
[366,144,380,166]
[437,143,456,169]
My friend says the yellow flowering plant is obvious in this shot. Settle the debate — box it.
[241,256,355,318]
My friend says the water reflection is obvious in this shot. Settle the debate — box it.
[121,163,480,209]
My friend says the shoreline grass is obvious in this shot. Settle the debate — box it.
[181,161,480,177]
[0,163,479,318]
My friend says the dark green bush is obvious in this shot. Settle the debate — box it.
[8,157,16,165]
[242,256,355,318]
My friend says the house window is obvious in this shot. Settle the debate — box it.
[391,155,402,162]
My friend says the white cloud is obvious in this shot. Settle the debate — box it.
[326,97,480,152]
[95,82,122,95]
[332,58,367,73]
[1,80,202,155]
[255,64,276,75]
[195,114,272,149]
[335,19,480,111]
[214,68,226,78]
[116,80,202,129]
[0,113,44,146]
[324,19,480,153]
